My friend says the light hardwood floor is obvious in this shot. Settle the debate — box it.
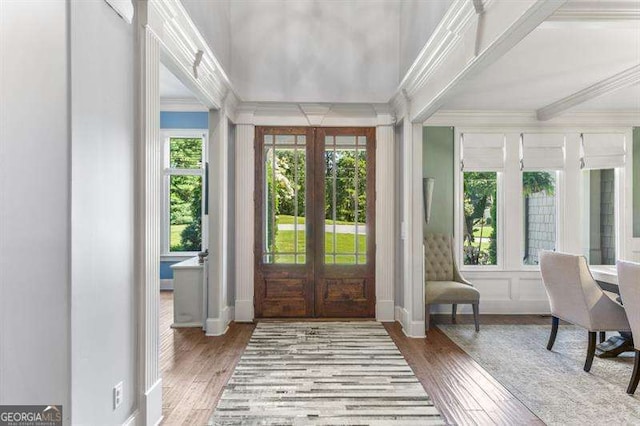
[160,291,544,425]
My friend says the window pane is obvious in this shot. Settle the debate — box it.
[262,135,307,264]
[522,171,557,265]
[170,137,203,168]
[169,175,202,252]
[463,172,498,266]
[584,169,616,265]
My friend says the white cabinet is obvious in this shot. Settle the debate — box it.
[170,257,207,328]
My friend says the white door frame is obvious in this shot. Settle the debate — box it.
[136,1,235,424]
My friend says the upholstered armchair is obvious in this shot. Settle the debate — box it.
[424,233,480,332]
[616,260,640,394]
[540,251,631,372]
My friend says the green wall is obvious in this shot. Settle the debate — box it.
[634,127,640,237]
[423,127,455,235]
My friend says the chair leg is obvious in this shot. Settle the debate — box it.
[452,304,457,323]
[599,331,606,343]
[627,350,640,395]
[547,316,559,351]
[472,303,480,332]
[584,331,597,372]
[425,304,431,332]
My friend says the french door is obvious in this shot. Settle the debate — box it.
[254,127,376,318]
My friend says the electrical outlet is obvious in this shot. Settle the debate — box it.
[113,382,123,410]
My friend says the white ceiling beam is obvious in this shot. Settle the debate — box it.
[401,0,566,123]
[536,64,640,121]
[548,1,640,21]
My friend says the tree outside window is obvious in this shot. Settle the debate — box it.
[463,172,497,265]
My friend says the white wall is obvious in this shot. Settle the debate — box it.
[0,1,71,420]
[181,0,231,73]
[70,1,137,424]
[399,0,452,78]
[229,0,400,103]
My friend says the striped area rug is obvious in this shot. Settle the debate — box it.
[209,322,444,425]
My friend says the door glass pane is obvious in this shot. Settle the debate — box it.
[324,135,367,265]
[169,175,202,251]
[262,134,307,264]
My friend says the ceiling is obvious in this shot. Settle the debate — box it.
[444,22,640,113]
[159,62,197,99]
[177,0,640,115]
[181,0,450,103]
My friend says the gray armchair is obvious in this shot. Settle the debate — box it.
[616,260,640,394]
[424,233,480,332]
[540,251,630,372]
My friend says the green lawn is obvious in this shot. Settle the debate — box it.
[472,224,494,238]
[277,215,365,226]
[170,224,187,251]
[272,217,367,265]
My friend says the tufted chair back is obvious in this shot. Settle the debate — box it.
[424,234,454,282]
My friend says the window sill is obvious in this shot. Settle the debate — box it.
[161,253,199,262]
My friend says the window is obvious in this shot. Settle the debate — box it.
[583,168,617,265]
[163,133,206,254]
[522,171,557,265]
[462,172,498,266]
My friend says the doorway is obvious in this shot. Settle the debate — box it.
[254,127,376,318]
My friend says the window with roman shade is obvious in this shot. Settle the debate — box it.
[580,133,626,170]
[460,133,505,172]
[519,133,565,171]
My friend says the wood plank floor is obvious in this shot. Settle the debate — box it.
[160,292,545,425]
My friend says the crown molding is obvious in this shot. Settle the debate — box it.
[425,109,640,127]
[537,64,640,121]
[395,0,567,123]
[397,0,476,99]
[298,103,333,126]
[231,102,391,127]
[159,97,208,112]
[147,0,239,111]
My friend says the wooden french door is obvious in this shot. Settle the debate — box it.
[254,127,376,318]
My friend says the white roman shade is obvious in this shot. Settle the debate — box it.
[460,133,505,172]
[580,133,626,169]
[519,133,565,171]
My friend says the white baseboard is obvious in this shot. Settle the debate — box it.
[160,279,173,291]
[404,320,427,338]
[143,379,163,426]
[375,299,395,322]
[234,299,254,322]
[393,306,426,338]
[122,409,138,426]
[205,305,234,336]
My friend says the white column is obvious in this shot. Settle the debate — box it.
[375,124,395,321]
[139,26,162,426]
[408,123,425,337]
[399,115,426,337]
[234,121,255,321]
[206,107,231,335]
